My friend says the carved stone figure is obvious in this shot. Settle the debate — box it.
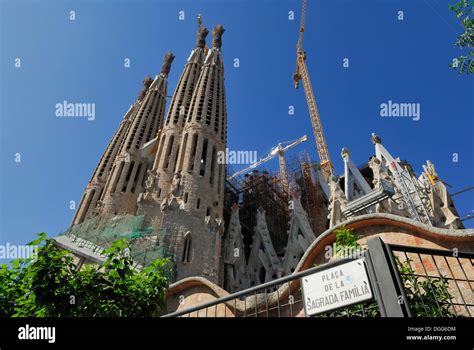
[92,199,104,217]
[170,172,182,198]
[371,132,382,145]
[327,176,347,227]
[145,169,159,193]
[368,156,391,189]
[328,176,346,203]
[368,156,409,216]
[138,169,159,203]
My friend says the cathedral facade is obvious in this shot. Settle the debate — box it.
[57,20,467,296]
[60,23,227,285]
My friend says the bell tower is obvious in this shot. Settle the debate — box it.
[100,53,174,216]
[158,25,228,284]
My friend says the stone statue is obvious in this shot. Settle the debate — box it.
[368,156,408,216]
[92,199,104,217]
[328,176,346,204]
[371,132,382,145]
[368,156,390,189]
[212,25,225,48]
[170,172,182,198]
[327,176,347,227]
[160,172,184,211]
[138,169,159,203]
[145,169,158,193]
[160,52,175,76]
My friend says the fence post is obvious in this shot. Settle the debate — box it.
[366,237,412,317]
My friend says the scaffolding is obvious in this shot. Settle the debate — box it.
[224,151,329,259]
[287,151,328,235]
[61,213,176,269]
[225,169,289,256]
[391,163,433,225]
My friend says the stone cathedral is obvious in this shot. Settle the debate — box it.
[56,19,469,295]
[58,23,227,285]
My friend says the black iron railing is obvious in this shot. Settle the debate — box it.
[162,257,377,318]
[388,244,473,317]
[162,239,474,318]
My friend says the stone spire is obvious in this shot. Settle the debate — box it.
[156,24,228,285]
[72,81,145,225]
[212,25,225,48]
[160,52,175,76]
[196,23,209,49]
[97,52,174,216]
[142,20,210,207]
[174,24,227,217]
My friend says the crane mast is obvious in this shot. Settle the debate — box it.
[278,149,289,192]
[293,0,333,181]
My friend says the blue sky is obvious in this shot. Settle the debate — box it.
[1,0,473,254]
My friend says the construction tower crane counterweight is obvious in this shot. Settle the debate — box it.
[293,0,333,182]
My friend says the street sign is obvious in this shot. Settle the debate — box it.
[301,258,373,316]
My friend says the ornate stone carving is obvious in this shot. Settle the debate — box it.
[422,161,463,229]
[368,156,391,189]
[138,76,153,100]
[138,169,159,203]
[170,172,182,198]
[371,132,382,145]
[145,169,159,193]
[160,52,175,76]
[196,26,209,48]
[327,176,347,227]
[212,25,225,48]
[368,156,408,216]
[92,199,104,217]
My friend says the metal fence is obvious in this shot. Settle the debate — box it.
[162,238,474,318]
[389,244,473,317]
[162,257,378,318]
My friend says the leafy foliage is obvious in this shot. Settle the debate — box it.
[335,224,360,248]
[334,224,363,258]
[449,0,474,74]
[397,257,454,317]
[0,233,172,317]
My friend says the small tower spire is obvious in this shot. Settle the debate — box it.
[196,14,209,49]
[99,51,174,216]
[160,52,175,76]
[137,20,210,213]
[212,24,225,48]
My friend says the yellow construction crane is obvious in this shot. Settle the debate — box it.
[293,0,333,181]
[227,135,308,191]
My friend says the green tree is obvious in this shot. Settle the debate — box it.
[396,257,454,317]
[450,0,474,74]
[0,233,172,317]
[334,224,362,258]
